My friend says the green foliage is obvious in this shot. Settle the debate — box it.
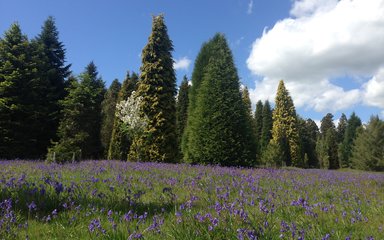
[271,80,301,167]
[260,100,273,154]
[261,142,285,167]
[176,76,190,160]
[254,100,263,157]
[108,72,138,160]
[336,113,348,143]
[183,34,256,166]
[351,116,384,171]
[132,15,177,163]
[47,62,105,163]
[182,39,215,156]
[100,79,121,158]
[317,113,339,169]
[339,112,362,168]
[0,23,43,159]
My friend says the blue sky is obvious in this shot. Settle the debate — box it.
[1,0,384,124]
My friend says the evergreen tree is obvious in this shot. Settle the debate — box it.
[176,76,190,159]
[34,16,71,152]
[254,100,263,156]
[183,33,256,166]
[260,100,273,154]
[241,87,253,118]
[351,116,384,171]
[0,23,52,159]
[336,113,348,143]
[132,15,177,162]
[47,62,105,162]
[339,112,362,168]
[305,118,319,167]
[271,80,301,167]
[108,72,138,160]
[316,113,338,169]
[182,38,215,156]
[100,79,121,158]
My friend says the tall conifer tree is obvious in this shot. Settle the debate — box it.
[176,76,190,159]
[260,100,273,154]
[184,34,256,166]
[339,112,362,168]
[271,80,301,166]
[133,15,177,162]
[254,100,263,156]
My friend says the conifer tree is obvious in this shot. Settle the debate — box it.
[108,72,138,160]
[176,76,190,159]
[182,39,215,156]
[305,118,319,167]
[0,23,39,158]
[271,80,301,166]
[260,100,273,154]
[336,113,348,143]
[339,112,362,168]
[254,100,263,156]
[132,15,177,162]
[100,79,121,158]
[351,116,384,171]
[47,62,105,162]
[34,16,71,152]
[184,33,256,166]
[316,113,339,169]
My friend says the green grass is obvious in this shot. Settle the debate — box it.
[0,160,383,239]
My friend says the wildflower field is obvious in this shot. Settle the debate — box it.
[0,161,383,239]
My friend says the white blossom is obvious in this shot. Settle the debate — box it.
[116,91,148,133]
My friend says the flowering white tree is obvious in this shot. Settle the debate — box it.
[115,91,148,133]
[115,91,148,161]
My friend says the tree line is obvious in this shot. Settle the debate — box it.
[0,16,383,171]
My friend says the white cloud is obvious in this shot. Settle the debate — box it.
[247,0,254,15]
[174,57,191,71]
[247,0,384,113]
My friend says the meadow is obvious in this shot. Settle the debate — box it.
[0,160,383,239]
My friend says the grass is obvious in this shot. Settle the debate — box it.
[0,160,383,239]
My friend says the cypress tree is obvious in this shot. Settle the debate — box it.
[184,33,256,166]
[254,100,263,156]
[108,72,138,160]
[351,116,384,171]
[176,75,190,159]
[260,100,273,154]
[100,79,121,158]
[339,112,362,168]
[132,15,177,162]
[47,62,105,162]
[271,80,301,167]
[182,39,215,156]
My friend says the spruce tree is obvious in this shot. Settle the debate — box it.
[100,79,121,158]
[108,72,138,160]
[254,100,263,156]
[176,76,190,159]
[47,62,105,162]
[132,15,177,162]
[260,100,273,154]
[184,33,256,166]
[305,118,319,167]
[34,16,71,152]
[339,112,362,168]
[351,116,384,171]
[0,23,44,159]
[271,80,301,167]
